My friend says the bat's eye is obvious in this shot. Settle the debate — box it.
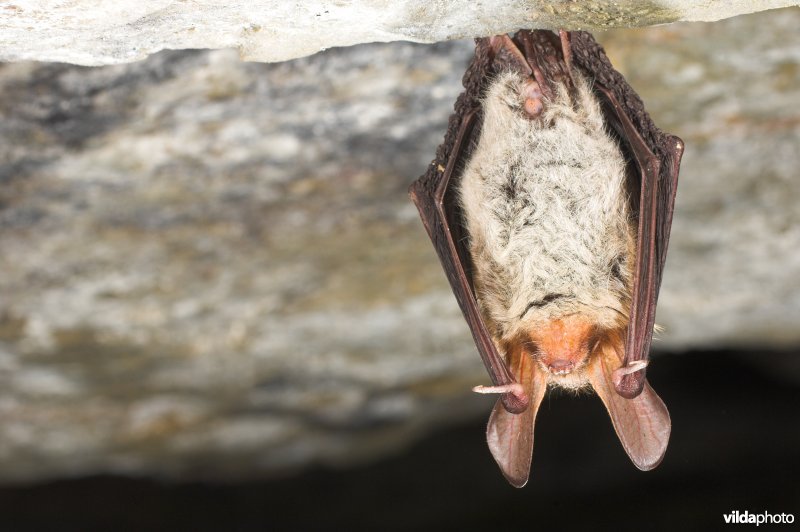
[521,293,563,318]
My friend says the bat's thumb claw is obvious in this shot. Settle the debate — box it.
[472,383,525,396]
[473,384,529,414]
[614,360,648,377]
[612,361,648,398]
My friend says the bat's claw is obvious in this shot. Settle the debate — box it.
[488,35,533,77]
[612,360,648,399]
[473,383,529,414]
[473,383,525,396]
[614,360,648,377]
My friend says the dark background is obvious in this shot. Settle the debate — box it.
[1,349,797,531]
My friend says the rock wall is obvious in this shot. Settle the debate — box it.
[1,1,798,65]
[0,8,799,482]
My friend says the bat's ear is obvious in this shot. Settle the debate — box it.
[587,342,671,470]
[486,348,547,487]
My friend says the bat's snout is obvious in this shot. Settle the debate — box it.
[528,315,596,377]
[546,359,575,375]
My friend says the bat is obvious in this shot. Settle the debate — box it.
[409,30,683,487]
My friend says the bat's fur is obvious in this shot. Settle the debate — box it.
[459,69,635,387]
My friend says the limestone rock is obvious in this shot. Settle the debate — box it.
[0,1,798,65]
[0,8,798,482]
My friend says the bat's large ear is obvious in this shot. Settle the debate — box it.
[486,342,547,487]
[587,342,670,470]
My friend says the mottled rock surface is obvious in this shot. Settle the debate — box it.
[0,8,799,482]
[1,1,799,65]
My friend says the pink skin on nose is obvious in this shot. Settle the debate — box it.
[547,359,575,375]
[528,315,595,375]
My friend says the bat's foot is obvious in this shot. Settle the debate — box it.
[559,30,573,74]
[488,35,532,77]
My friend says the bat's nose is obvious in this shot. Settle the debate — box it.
[528,315,596,375]
[547,359,575,375]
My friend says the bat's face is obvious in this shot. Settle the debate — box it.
[459,69,635,391]
[524,314,603,390]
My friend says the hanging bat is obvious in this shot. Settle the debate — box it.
[409,30,683,487]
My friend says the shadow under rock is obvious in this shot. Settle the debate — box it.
[0,349,798,531]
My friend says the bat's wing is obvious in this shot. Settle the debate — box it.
[409,39,528,414]
[486,341,547,487]
[570,32,684,399]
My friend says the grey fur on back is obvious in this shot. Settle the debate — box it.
[459,70,634,343]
